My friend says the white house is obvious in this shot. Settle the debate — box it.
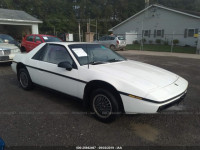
[0,8,42,40]
[109,4,200,47]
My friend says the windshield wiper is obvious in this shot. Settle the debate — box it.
[107,59,123,62]
[89,61,106,65]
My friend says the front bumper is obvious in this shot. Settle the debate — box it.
[0,53,20,62]
[0,56,11,62]
[116,44,126,49]
[120,77,188,114]
[121,90,187,114]
[157,92,187,112]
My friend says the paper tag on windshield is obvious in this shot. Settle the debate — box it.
[43,37,48,40]
[72,48,87,57]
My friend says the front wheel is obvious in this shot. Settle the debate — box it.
[20,46,26,53]
[18,68,33,90]
[90,89,120,122]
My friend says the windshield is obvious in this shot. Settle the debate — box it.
[0,34,14,42]
[42,36,62,42]
[68,44,126,66]
[118,36,125,40]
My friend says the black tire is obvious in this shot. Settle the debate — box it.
[110,45,116,51]
[122,48,126,51]
[18,68,33,90]
[90,88,120,123]
[20,47,26,53]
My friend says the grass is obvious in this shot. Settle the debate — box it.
[126,44,197,54]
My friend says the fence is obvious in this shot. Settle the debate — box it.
[98,33,198,54]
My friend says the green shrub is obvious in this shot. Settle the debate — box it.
[164,40,169,45]
[141,38,146,43]
[133,40,139,44]
[173,39,179,45]
[155,39,161,44]
[149,40,153,44]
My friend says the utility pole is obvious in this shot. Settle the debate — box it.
[96,20,98,40]
[88,19,90,42]
[171,31,175,53]
[90,20,98,40]
[78,22,81,42]
[196,30,200,54]
[88,18,90,32]
[145,0,149,8]
[53,26,55,36]
[141,0,150,50]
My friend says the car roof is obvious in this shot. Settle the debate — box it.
[0,34,13,37]
[26,34,57,37]
[46,42,99,46]
[103,35,124,38]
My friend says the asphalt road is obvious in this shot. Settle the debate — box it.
[0,54,200,149]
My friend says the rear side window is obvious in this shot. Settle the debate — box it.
[110,37,115,40]
[34,36,43,42]
[32,44,48,61]
[26,36,34,42]
[118,36,125,40]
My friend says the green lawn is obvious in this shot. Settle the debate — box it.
[126,44,196,54]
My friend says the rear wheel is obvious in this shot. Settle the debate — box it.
[90,88,120,122]
[18,68,33,90]
[110,45,116,51]
[122,48,126,51]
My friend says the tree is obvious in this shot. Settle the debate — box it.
[0,0,200,38]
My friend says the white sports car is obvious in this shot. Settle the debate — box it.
[11,42,188,122]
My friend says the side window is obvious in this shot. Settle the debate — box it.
[43,45,73,65]
[26,36,34,42]
[34,36,42,42]
[32,44,48,61]
[99,36,106,41]
[110,37,115,40]
[106,36,113,40]
[106,36,110,40]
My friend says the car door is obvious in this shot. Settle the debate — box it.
[30,44,79,97]
[33,36,43,48]
[105,36,112,48]
[25,35,34,52]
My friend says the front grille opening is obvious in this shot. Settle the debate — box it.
[157,93,187,112]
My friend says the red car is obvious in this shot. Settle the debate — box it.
[21,34,62,52]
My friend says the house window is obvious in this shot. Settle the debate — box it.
[142,30,151,37]
[188,29,195,37]
[144,30,149,36]
[154,29,164,38]
[157,30,162,36]
[189,29,198,37]
[185,28,199,38]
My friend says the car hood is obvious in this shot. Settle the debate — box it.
[0,43,19,50]
[90,60,178,91]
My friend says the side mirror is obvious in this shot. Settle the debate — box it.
[58,61,73,71]
[36,41,42,44]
